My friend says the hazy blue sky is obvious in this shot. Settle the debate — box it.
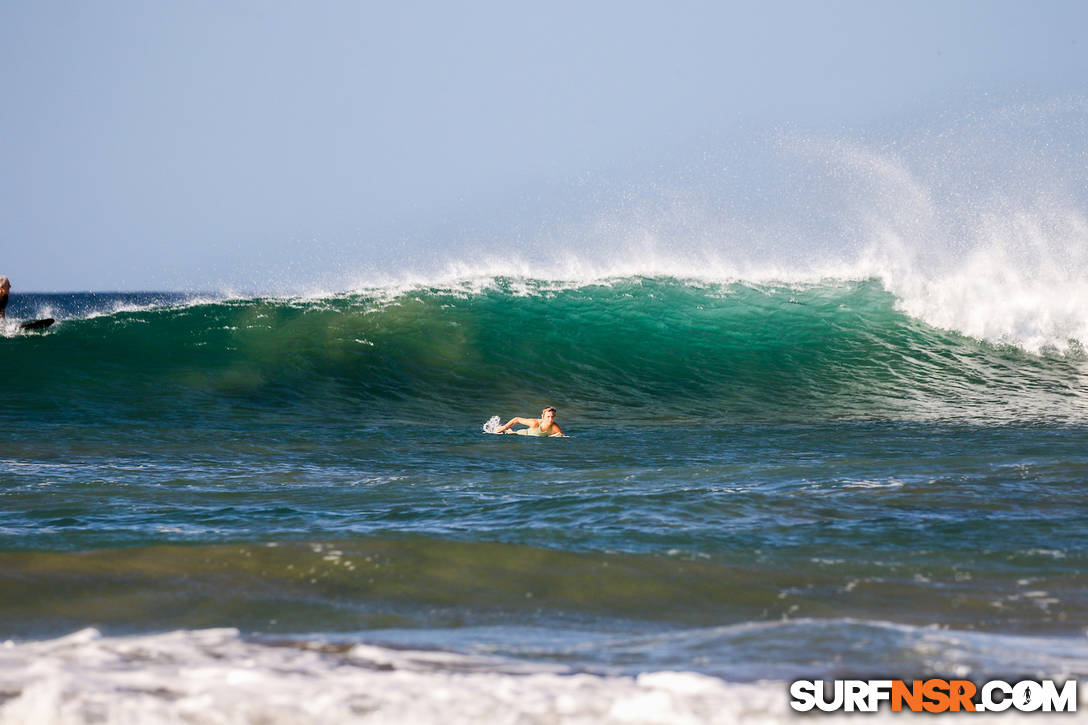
[2,0,1087,291]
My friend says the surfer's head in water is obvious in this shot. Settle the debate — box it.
[0,276,9,319]
[494,406,563,437]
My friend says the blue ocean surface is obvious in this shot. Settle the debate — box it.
[1,278,1086,721]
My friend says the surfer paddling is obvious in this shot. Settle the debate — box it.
[494,406,564,437]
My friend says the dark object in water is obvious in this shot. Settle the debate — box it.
[20,318,55,331]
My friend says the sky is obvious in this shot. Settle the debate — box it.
[2,0,1087,291]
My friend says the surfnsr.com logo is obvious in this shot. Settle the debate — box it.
[789,679,1078,713]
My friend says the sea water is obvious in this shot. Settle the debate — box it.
[1,275,1086,723]
[3,111,1088,722]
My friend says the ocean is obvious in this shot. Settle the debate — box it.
[1,274,1086,722]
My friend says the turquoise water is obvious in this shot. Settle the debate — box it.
[2,278,1087,688]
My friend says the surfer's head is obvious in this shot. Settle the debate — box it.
[0,277,9,292]
[541,406,557,422]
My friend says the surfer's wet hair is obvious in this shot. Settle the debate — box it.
[542,406,557,415]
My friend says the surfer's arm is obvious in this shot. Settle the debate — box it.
[495,417,532,434]
[549,424,564,437]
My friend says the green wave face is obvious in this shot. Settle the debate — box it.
[6,278,1086,424]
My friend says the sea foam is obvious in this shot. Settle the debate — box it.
[0,628,1069,724]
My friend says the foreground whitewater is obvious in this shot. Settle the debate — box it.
[1,628,1082,724]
